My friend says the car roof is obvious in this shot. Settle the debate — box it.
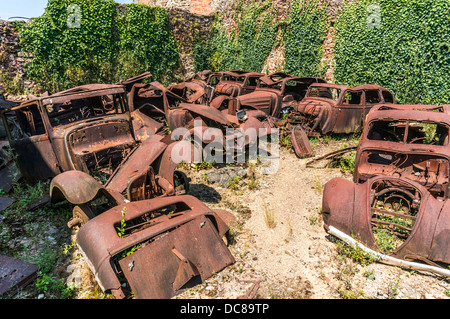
[367,103,450,122]
[13,84,126,109]
[351,84,390,91]
[309,82,350,91]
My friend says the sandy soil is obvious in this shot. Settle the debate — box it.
[172,141,450,300]
[50,139,450,300]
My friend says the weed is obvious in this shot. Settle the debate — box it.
[264,204,276,229]
[372,228,398,254]
[116,207,127,238]
[286,218,293,237]
[364,268,376,280]
[227,176,243,190]
[63,241,77,255]
[35,246,59,274]
[36,271,76,299]
[387,274,401,299]
[333,236,375,266]
[312,174,323,194]
[247,164,258,190]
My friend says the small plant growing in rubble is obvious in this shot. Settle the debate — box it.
[334,235,375,266]
[264,204,276,229]
[116,207,127,238]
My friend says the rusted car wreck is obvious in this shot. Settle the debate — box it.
[1,84,191,211]
[0,82,237,298]
[76,195,235,299]
[127,76,276,164]
[322,104,450,271]
[287,83,396,136]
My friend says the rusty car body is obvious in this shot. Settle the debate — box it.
[235,72,327,118]
[127,80,210,127]
[0,84,191,221]
[322,103,450,268]
[127,78,275,163]
[353,103,450,199]
[1,84,140,182]
[289,83,396,135]
[322,175,450,266]
[212,70,264,98]
[75,195,235,299]
[187,70,224,89]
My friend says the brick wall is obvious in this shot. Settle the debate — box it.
[134,0,216,15]
[0,20,36,97]
[190,0,214,15]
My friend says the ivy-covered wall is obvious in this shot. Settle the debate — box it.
[284,0,329,78]
[3,0,450,106]
[334,0,450,105]
[193,0,284,73]
[17,0,178,93]
[192,0,331,77]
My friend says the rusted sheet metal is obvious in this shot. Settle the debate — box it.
[1,84,136,182]
[128,81,208,119]
[76,195,235,299]
[50,137,192,225]
[0,196,15,212]
[177,102,236,127]
[50,170,107,205]
[105,136,168,194]
[290,125,314,158]
[167,81,208,104]
[289,83,396,135]
[354,103,450,198]
[213,71,263,98]
[237,90,281,117]
[117,72,153,93]
[236,73,327,118]
[119,216,232,298]
[322,175,450,265]
[1,81,187,220]
[131,108,165,142]
[0,140,20,193]
[166,102,275,153]
[0,254,39,297]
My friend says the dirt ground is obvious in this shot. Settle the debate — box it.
[170,139,450,300]
[8,138,450,300]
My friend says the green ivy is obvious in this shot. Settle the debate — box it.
[116,4,178,82]
[334,0,450,105]
[194,0,281,73]
[18,0,178,93]
[284,0,329,78]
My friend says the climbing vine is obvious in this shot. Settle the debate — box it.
[194,0,281,73]
[18,0,178,93]
[334,0,450,105]
[284,0,329,78]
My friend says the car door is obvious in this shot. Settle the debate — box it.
[242,76,259,95]
[333,89,364,133]
[3,101,61,182]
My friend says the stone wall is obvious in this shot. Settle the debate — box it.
[168,7,214,79]
[133,0,229,15]
[0,20,35,97]
[320,0,345,83]
[0,0,344,97]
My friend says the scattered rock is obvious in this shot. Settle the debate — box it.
[205,167,247,186]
